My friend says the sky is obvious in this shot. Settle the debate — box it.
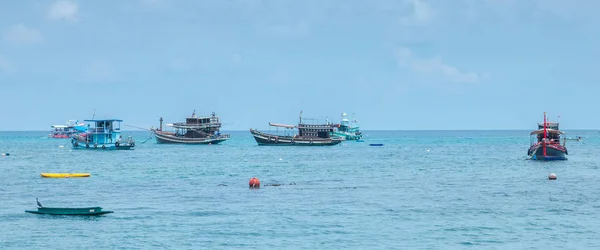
[0,0,599,131]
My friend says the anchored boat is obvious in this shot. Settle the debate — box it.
[153,110,230,144]
[49,120,86,139]
[250,111,342,146]
[71,119,135,150]
[26,207,113,216]
[332,112,363,140]
[527,112,568,160]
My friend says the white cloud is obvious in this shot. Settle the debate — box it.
[400,0,436,26]
[3,24,43,45]
[396,47,481,84]
[0,55,15,74]
[82,61,115,83]
[48,1,79,22]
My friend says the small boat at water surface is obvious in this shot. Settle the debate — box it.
[527,112,568,160]
[331,112,363,140]
[152,111,230,144]
[41,173,90,178]
[71,119,135,150]
[250,111,342,146]
[49,120,86,138]
[26,207,113,216]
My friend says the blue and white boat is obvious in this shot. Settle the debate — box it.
[71,119,135,150]
[332,113,363,140]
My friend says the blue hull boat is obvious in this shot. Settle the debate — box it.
[71,119,135,150]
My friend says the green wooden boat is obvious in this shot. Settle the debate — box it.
[25,207,113,216]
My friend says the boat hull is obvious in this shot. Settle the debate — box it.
[41,173,90,178]
[71,140,134,150]
[154,131,229,144]
[528,143,568,160]
[332,131,362,140]
[25,207,113,216]
[49,134,71,139]
[250,129,341,146]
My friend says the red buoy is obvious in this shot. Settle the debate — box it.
[249,177,260,188]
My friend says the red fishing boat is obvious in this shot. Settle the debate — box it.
[48,120,86,139]
[527,112,568,160]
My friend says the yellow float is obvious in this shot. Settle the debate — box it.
[41,173,91,178]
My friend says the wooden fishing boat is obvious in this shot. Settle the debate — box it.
[527,112,568,160]
[152,111,230,144]
[250,111,342,146]
[41,173,91,178]
[25,207,113,216]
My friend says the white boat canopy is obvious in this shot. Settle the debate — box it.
[269,123,296,129]
[530,129,564,135]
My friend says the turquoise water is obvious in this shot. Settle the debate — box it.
[1,130,599,249]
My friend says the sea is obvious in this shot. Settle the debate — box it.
[1,130,599,249]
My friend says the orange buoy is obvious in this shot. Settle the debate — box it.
[249,177,260,188]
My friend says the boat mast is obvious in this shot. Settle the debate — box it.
[543,112,547,157]
[299,110,303,124]
[159,117,163,131]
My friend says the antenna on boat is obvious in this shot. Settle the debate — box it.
[299,110,303,124]
[92,109,96,119]
[543,112,547,157]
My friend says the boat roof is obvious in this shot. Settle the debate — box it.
[51,125,69,128]
[187,115,214,119]
[167,123,220,129]
[84,119,123,122]
[530,129,564,135]
[269,123,295,129]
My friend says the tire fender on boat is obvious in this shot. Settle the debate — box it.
[102,145,106,149]
[85,143,89,148]
[115,142,120,147]
[94,144,97,149]
[74,142,79,147]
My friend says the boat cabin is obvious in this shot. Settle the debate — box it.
[297,124,335,139]
[531,129,563,143]
[538,122,559,130]
[51,125,69,133]
[83,119,123,145]
[169,111,224,138]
